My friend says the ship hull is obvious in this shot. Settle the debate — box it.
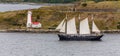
[58,34,103,41]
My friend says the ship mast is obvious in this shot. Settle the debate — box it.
[78,14,81,34]
[65,14,68,34]
[91,14,94,33]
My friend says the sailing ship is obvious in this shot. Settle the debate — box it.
[56,15,103,41]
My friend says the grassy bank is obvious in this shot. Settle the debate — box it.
[0,1,120,30]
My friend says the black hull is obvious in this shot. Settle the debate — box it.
[58,34,103,41]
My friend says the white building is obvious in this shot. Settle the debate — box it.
[26,10,42,28]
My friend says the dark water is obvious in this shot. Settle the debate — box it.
[0,33,120,56]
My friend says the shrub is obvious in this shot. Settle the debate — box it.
[82,3,87,7]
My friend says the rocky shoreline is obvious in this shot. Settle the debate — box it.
[0,29,59,33]
[0,29,120,33]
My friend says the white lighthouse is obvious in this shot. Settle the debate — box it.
[26,10,42,28]
[27,10,32,28]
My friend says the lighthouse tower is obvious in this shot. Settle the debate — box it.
[27,10,32,28]
[26,10,42,28]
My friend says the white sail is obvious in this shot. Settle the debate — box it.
[92,21,100,33]
[79,18,90,34]
[67,17,77,34]
[60,22,65,33]
[60,15,67,33]
[56,19,65,30]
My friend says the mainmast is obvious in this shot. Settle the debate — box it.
[65,14,68,34]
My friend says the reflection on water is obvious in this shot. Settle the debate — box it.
[0,33,120,56]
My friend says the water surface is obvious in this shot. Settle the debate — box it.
[0,3,42,12]
[0,33,119,56]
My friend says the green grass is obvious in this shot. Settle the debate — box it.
[0,1,120,30]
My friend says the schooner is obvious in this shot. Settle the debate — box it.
[56,15,103,41]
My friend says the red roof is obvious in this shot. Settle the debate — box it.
[32,22,40,25]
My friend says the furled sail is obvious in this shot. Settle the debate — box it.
[66,17,77,34]
[56,19,65,30]
[92,21,100,33]
[79,18,90,34]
